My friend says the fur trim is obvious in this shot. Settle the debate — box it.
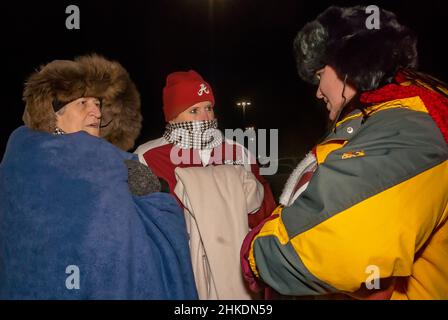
[279,152,317,206]
[22,54,142,151]
[293,6,418,91]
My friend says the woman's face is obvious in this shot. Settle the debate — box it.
[56,97,102,136]
[315,65,357,121]
[170,101,215,123]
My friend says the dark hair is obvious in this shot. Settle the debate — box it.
[294,5,418,91]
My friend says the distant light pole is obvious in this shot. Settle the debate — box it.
[236,100,252,125]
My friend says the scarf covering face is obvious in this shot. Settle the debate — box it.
[163,119,223,150]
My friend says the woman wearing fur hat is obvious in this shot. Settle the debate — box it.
[242,5,448,299]
[0,54,198,299]
[134,70,277,229]
[22,54,143,150]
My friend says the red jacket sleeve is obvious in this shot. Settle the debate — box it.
[247,162,277,229]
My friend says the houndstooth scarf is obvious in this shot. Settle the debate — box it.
[163,119,223,150]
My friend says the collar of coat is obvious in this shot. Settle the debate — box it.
[360,69,448,144]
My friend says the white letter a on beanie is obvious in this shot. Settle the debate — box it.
[198,83,210,96]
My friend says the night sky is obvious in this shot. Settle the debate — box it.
[2,0,447,160]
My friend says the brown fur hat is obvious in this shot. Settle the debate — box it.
[22,54,142,151]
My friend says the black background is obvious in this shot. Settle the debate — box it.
[2,0,447,160]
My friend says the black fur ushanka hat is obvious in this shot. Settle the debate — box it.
[22,54,142,151]
[293,6,418,91]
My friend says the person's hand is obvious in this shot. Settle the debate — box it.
[124,159,162,196]
[241,212,281,293]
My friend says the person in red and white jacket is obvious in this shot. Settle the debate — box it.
[134,70,276,229]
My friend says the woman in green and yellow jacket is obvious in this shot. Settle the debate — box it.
[241,5,448,300]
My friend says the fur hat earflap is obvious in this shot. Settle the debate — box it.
[293,6,418,91]
[22,54,142,151]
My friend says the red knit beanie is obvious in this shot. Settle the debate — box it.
[162,70,215,122]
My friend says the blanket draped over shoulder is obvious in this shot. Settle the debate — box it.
[0,126,197,299]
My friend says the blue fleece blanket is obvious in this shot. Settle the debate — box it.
[0,126,197,300]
